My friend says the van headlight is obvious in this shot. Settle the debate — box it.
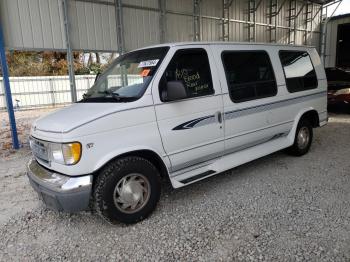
[50,142,82,165]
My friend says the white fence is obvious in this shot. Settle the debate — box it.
[0,74,144,110]
[0,75,96,110]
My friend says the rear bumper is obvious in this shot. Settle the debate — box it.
[26,158,92,212]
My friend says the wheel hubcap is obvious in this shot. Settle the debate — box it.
[297,127,310,149]
[113,174,150,214]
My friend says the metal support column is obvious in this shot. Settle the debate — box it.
[267,0,278,43]
[115,0,127,86]
[159,0,166,43]
[193,0,201,41]
[290,2,306,44]
[115,0,126,54]
[246,0,262,42]
[304,2,313,45]
[62,0,77,103]
[287,0,297,44]
[247,0,256,42]
[221,0,230,41]
[0,22,19,149]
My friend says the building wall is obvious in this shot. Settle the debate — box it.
[324,16,350,68]
[1,0,323,52]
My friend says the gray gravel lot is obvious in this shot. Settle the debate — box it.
[0,113,349,261]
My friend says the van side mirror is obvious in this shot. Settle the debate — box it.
[162,81,187,101]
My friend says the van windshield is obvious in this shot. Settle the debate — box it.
[80,47,169,103]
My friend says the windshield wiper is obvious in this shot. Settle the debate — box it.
[100,90,130,101]
[79,90,138,103]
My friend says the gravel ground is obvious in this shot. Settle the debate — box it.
[0,111,349,261]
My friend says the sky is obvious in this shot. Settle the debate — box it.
[327,0,350,16]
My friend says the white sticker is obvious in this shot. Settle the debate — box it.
[138,59,159,68]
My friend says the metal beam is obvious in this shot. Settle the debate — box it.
[159,0,166,43]
[221,0,231,41]
[276,0,288,15]
[287,0,297,44]
[193,0,201,41]
[268,0,278,42]
[62,0,77,102]
[312,5,322,19]
[0,22,19,149]
[247,0,257,42]
[255,0,264,10]
[304,2,313,45]
[115,0,125,54]
[296,3,306,17]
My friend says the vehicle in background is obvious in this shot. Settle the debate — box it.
[326,67,350,111]
[26,42,327,224]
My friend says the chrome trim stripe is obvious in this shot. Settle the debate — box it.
[167,137,224,156]
[225,120,293,141]
[171,132,288,175]
[225,91,326,120]
[169,91,326,131]
[171,151,223,172]
[168,120,292,157]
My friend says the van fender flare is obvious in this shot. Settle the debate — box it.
[93,146,171,175]
[287,107,317,144]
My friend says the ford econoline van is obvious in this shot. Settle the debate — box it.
[27,42,327,224]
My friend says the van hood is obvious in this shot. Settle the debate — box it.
[33,103,134,133]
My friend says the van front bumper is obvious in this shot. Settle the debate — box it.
[26,159,92,212]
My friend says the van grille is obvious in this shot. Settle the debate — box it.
[29,137,50,165]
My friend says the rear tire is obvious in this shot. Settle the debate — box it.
[93,156,161,224]
[287,118,313,156]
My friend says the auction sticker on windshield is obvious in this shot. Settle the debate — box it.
[138,59,159,68]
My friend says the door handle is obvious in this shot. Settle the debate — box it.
[215,111,222,124]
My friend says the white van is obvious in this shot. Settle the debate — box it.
[27,42,327,224]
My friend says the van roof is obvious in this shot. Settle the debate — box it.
[134,41,315,51]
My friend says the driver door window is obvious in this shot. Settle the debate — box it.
[160,49,214,101]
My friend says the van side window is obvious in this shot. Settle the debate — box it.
[221,51,277,103]
[160,49,214,102]
[279,51,318,93]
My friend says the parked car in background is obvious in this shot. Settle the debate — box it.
[326,67,350,111]
[27,42,327,224]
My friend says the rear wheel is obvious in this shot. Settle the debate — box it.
[93,156,161,224]
[287,118,313,156]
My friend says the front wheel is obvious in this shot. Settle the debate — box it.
[93,156,161,224]
[287,118,313,156]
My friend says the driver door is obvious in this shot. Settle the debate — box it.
[152,47,225,173]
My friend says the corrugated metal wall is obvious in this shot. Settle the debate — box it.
[0,0,323,52]
[1,0,66,50]
[324,16,350,68]
[69,0,117,51]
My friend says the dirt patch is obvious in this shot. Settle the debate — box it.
[0,108,58,159]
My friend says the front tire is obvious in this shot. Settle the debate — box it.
[287,118,313,156]
[93,156,161,224]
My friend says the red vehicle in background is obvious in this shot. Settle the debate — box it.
[326,67,350,112]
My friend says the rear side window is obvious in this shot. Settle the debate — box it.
[222,51,277,103]
[279,51,318,93]
[160,48,214,101]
